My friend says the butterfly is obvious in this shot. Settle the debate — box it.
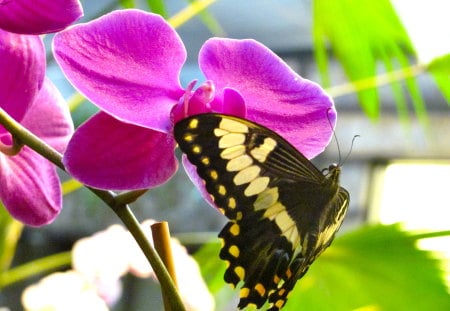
[174,113,349,310]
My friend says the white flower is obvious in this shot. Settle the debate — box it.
[21,271,109,311]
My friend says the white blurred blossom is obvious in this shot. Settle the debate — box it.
[21,271,109,311]
[72,220,215,311]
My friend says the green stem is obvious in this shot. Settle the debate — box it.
[0,108,185,310]
[0,107,64,169]
[410,230,450,240]
[115,189,148,205]
[326,63,426,98]
[0,252,72,289]
[113,207,185,311]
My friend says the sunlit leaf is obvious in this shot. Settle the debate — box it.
[428,54,450,105]
[313,0,421,120]
[428,53,450,75]
[193,241,237,311]
[285,224,450,311]
[147,0,167,18]
[118,0,135,9]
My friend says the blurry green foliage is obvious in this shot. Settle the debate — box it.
[313,0,429,122]
[0,205,23,272]
[428,53,450,104]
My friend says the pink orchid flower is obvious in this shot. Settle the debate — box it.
[53,9,335,193]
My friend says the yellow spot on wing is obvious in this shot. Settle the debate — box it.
[263,202,286,220]
[234,266,245,280]
[183,133,194,142]
[188,118,199,129]
[275,210,295,233]
[221,145,246,159]
[200,156,210,165]
[233,165,261,185]
[226,154,253,171]
[192,145,201,154]
[228,197,237,209]
[208,169,218,180]
[255,283,266,296]
[217,184,227,195]
[275,299,285,309]
[229,223,240,235]
[229,245,240,257]
[250,137,277,162]
[214,128,228,137]
[219,133,246,148]
[219,118,249,133]
[254,187,279,211]
[239,287,250,298]
[244,176,270,196]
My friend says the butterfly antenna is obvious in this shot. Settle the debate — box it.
[326,108,359,167]
[326,108,342,165]
[341,134,360,166]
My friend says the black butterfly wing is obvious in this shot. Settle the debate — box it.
[174,114,349,310]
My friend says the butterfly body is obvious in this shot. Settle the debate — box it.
[174,114,349,310]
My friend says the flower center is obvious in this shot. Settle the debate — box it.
[171,80,215,124]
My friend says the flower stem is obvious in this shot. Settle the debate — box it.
[0,107,64,169]
[152,222,178,311]
[0,107,185,310]
[114,208,185,311]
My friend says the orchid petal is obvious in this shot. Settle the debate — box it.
[21,78,74,153]
[210,87,246,117]
[63,112,178,190]
[182,155,215,208]
[0,30,45,132]
[200,38,335,159]
[0,147,61,226]
[53,10,186,132]
[0,0,83,34]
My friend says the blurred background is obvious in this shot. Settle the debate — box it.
[1,0,449,310]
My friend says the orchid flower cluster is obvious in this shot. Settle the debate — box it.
[0,2,336,310]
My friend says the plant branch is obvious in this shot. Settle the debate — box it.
[0,107,64,170]
[326,63,426,98]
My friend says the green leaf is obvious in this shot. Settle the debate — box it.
[147,0,167,18]
[0,204,23,272]
[285,224,450,311]
[118,0,135,9]
[428,54,450,104]
[195,225,450,311]
[193,241,237,311]
[313,0,420,120]
[187,0,224,36]
[428,53,450,75]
